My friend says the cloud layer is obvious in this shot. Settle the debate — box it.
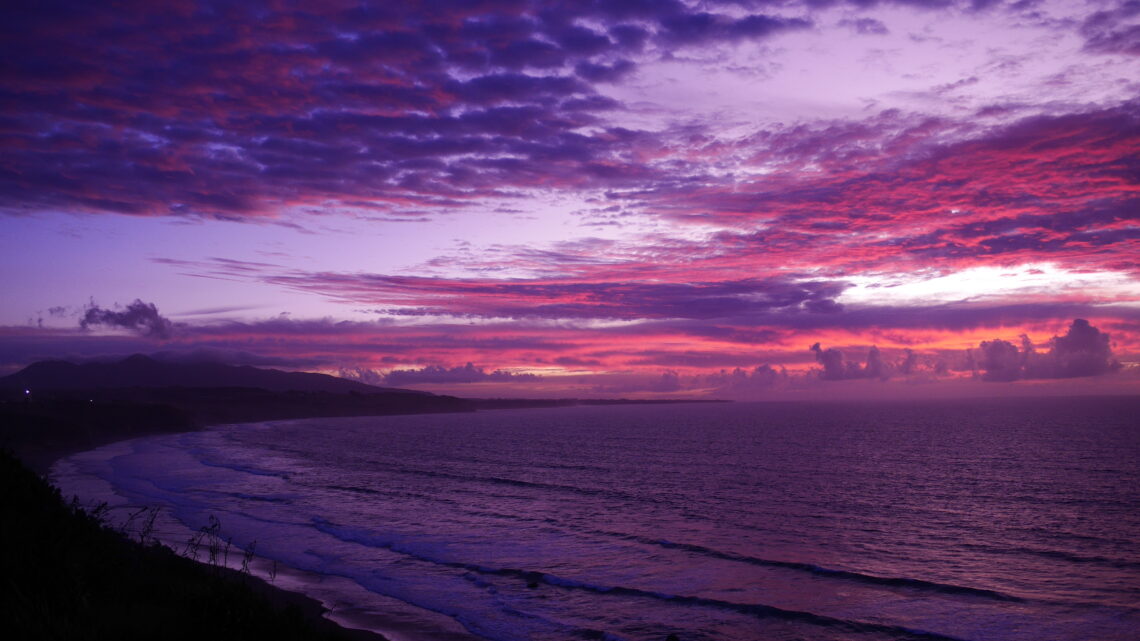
[1,1,1138,397]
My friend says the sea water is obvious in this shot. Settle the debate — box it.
[52,397,1140,641]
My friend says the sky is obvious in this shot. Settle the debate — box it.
[1,0,1138,399]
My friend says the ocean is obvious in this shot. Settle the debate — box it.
[52,397,1140,641]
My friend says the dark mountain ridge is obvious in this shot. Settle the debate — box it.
[0,354,423,395]
[0,354,724,473]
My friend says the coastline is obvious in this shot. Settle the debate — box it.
[4,416,406,641]
[207,564,390,641]
[4,397,727,641]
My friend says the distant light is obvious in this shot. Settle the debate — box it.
[24,389,30,395]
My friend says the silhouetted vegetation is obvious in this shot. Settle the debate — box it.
[0,448,376,640]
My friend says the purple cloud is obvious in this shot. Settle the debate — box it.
[80,300,174,339]
[704,364,788,394]
[575,59,637,83]
[383,363,541,385]
[810,343,890,380]
[659,12,812,45]
[840,18,889,35]
[0,0,841,221]
[976,319,1121,381]
[1050,318,1118,377]
[1080,1,1140,56]
[977,338,1022,382]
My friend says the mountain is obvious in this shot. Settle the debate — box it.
[0,354,421,395]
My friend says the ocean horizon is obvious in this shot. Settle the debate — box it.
[53,397,1140,641]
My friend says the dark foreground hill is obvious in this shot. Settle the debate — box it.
[0,448,382,641]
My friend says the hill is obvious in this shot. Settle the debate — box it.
[0,354,420,395]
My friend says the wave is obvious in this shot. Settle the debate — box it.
[191,455,291,479]
[312,518,968,641]
[384,466,653,504]
[532,573,968,641]
[629,535,1023,602]
[227,492,293,504]
[960,541,1140,571]
[325,484,384,496]
[310,475,1023,604]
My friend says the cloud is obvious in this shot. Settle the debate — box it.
[631,103,1140,277]
[810,343,890,380]
[658,12,812,45]
[575,59,637,83]
[1080,1,1140,56]
[4,305,1135,397]
[839,18,889,35]
[1050,318,1118,377]
[704,364,789,394]
[975,318,1121,381]
[811,342,847,380]
[0,0,828,222]
[230,262,851,322]
[899,348,918,375]
[147,348,317,368]
[79,299,174,339]
[383,362,541,385]
[977,338,1022,381]
[0,0,1132,247]
[146,257,1140,365]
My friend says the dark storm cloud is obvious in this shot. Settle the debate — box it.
[80,300,174,339]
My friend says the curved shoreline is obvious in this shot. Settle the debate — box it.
[1,444,393,641]
[7,419,431,641]
[48,426,489,641]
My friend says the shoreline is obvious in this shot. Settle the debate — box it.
[10,420,436,641]
[210,563,391,641]
[2,444,395,641]
[5,398,727,641]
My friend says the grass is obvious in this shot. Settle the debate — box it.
[0,448,364,641]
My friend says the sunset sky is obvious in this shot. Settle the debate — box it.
[2,0,1137,398]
